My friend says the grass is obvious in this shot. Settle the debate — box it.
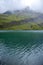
[2,22,42,30]
[0,14,43,30]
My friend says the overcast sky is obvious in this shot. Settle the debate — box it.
[0,0,43,13]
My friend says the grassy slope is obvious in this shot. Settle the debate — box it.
[0,14,32,22]
[3,22,41,30]
[0,14,43,30]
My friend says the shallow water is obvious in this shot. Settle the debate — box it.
[0,30,43,65]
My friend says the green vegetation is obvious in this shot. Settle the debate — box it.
[0,14,43,30]
[0,14,32,23]
[3,22,42,30]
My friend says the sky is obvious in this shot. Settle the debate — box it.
[0,0,43,13]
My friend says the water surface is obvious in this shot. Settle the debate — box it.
[0,30,43,65]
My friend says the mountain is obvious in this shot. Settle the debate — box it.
[4,11,12,14]
[3,7,35,14]
[1,7,43,30]
[3,7,43,20]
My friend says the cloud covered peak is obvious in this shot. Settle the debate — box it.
[0,0,43,13]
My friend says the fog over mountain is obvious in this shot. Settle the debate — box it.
[0,0,43,13]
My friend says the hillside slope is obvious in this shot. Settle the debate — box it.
[0,7,43,30]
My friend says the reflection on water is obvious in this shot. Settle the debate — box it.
[0,31,43,65]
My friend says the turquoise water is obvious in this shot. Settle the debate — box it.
[0,30,43,65]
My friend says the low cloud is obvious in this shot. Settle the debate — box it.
[0,0,43,13]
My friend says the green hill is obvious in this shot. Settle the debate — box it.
[0,8,43,30]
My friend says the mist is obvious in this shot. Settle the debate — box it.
[0,0,43,13]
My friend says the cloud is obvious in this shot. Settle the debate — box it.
[0,0,27,13]
[0,0,43,13]
[30,0,43,13]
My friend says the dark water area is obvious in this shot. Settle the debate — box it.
[0,30,43,65]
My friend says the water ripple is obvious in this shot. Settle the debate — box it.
[0,31,43,65]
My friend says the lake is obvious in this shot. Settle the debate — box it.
[0,30,43,65]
